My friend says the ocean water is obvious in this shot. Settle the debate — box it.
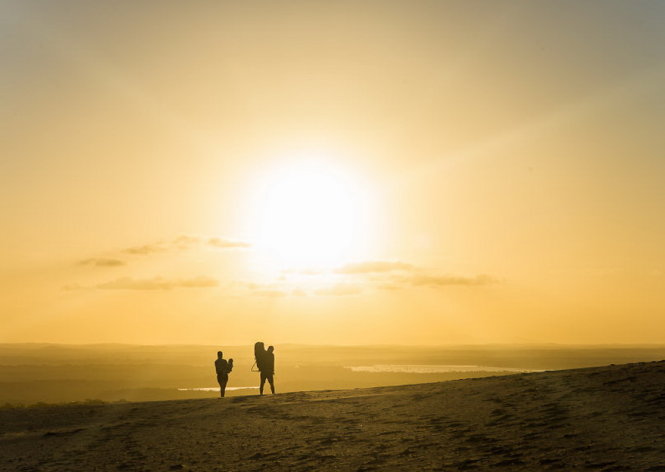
[345,364,542,374]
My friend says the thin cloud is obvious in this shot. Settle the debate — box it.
[314,284,363,296]
[243,282,287,297]
[122,244,167,255]
[176,276,220,288]
[172,235,201,248]
[79,258,125,267]
[407,274,498,287]
[335,261,414,274]
[122,236,250,255]
[96,276,218,290]
[208,237,251,249]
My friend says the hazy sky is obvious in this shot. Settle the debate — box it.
[2,1,665,345]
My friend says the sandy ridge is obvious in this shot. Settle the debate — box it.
[2,361,665,471]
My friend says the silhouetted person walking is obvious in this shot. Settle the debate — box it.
[254,342,275,395]
[214,351,233,398]
[260,345,275,395]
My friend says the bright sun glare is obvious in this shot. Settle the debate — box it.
[251,160,370,269]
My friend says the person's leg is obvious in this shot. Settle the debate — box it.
[220,378,228,397]
[260,372,266,395]
[268,374,275,394]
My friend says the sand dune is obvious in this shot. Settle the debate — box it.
[2,360,665,471]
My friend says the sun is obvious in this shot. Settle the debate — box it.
[250,160,371,269]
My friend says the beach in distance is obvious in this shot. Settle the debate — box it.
[2,359,665,471]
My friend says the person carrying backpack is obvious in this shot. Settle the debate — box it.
[214,351,233,398]
[253,342,276,395]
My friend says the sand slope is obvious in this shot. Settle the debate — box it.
[2,361,665,471]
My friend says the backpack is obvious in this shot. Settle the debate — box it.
[254,342,266,371]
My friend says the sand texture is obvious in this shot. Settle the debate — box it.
[2,360,665,471]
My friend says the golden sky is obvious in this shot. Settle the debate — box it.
[2,1,665,345]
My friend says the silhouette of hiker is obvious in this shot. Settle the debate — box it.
[254,342,275,395]
[214,351,233,398]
